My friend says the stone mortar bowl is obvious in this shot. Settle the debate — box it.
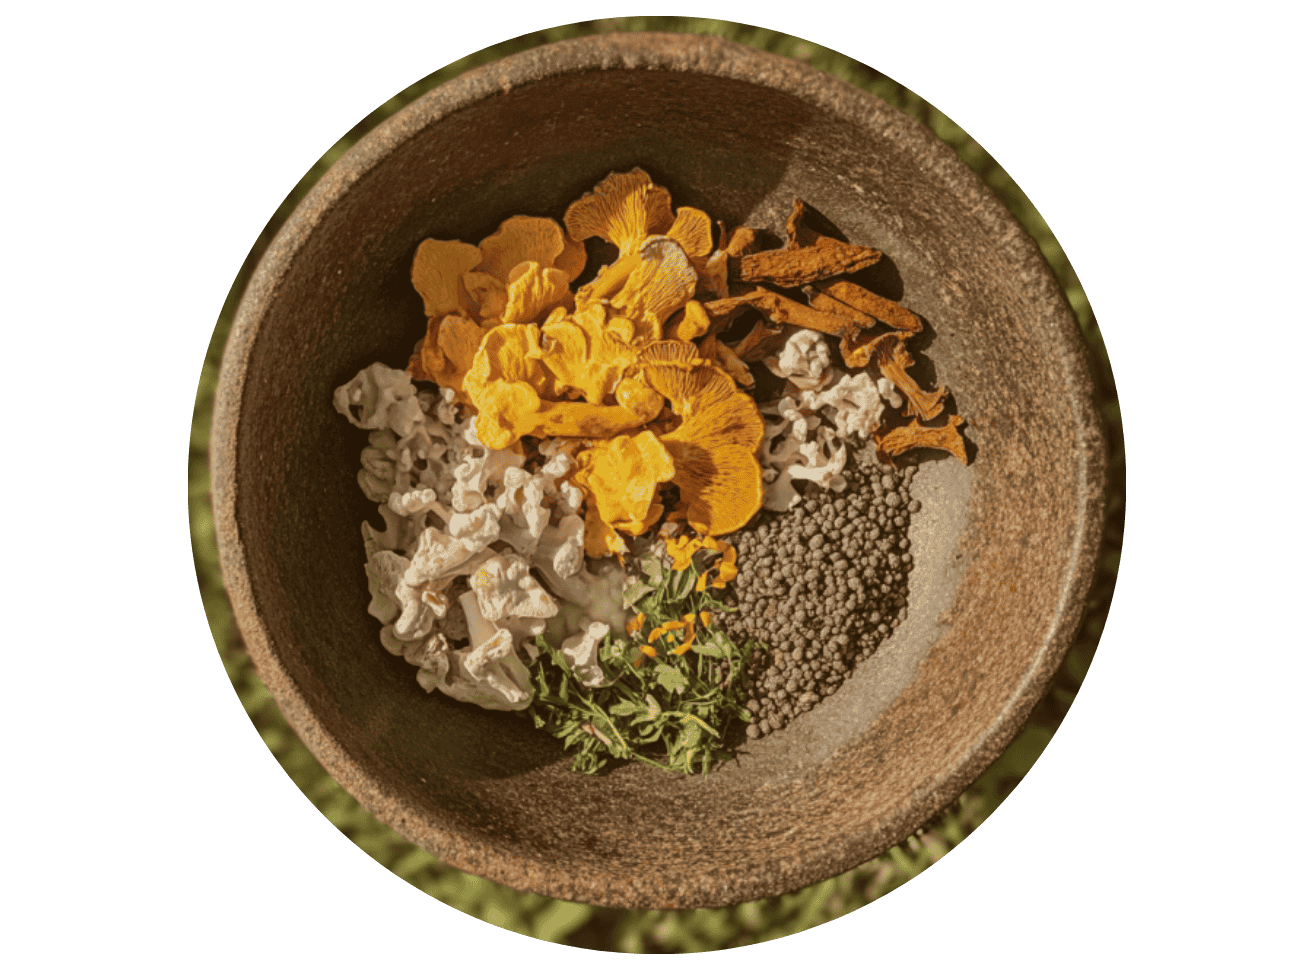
[212,32,1106,909]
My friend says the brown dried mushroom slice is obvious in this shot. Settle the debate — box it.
[811,279,921,333]
[876,415,968,464]
[873,334,948,421]
[705,287,853,336]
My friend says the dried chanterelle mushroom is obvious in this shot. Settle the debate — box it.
[334,168,970,774]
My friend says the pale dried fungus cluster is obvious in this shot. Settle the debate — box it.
[333,169,967,762]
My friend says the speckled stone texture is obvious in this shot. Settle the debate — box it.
[211,33,1107,910]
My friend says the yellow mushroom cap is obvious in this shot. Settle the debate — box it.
[408,312,487,401]
[476,214,581,283]
[412,239,481,318]
[563,168,676,258]
[574,430,675,557]
[539,304,638,405]
[640,345,765,536]
[667,206,715,261]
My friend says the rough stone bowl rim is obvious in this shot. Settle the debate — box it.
[211,31,1106,909]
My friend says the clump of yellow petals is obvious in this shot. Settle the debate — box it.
[648,614,697,655]
[663,533,738,590]
[695,540,738,591]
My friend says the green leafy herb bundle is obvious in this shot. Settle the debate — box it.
[527,547,760,775]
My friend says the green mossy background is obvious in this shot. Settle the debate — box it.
[189,16,1123,953]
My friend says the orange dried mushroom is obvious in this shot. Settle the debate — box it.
[411,239,482,319]
[641,344,764,536]
[475,214,585,285]
[663,300,712,343]
[539,304,638,405]
[811,279,921,333]
[873,334,948,421]
[876,415,968,464]
[705,287,852,336]
[563,168,676,258]
[731,239,882,288]
[698,333,754,387]
[408,312,486,399]
[573,430,676,558]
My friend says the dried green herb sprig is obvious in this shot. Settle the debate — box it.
[527,551,759,775]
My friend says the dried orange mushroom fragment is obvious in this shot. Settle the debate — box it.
[873,334,948,421]
[811,279,922,333]
[502,261,572,324]
[877,415,968,464]
[641,343,764,536]
[476,214,585,285]
[412,239,481,318]
[563,169,675,257]
[573,431,676,558]
[606,237,698,338]
[731,235,882,287]
[699,333,754,387]
[408,312,486,399]
[705,287,852,336]
[667,206,715,262]
[663,300,712,343]
[539,304,638,405]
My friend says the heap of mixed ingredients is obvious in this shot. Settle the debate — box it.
[333,170,967,773]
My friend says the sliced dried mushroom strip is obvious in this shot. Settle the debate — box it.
[730,317,787,362]
[724,226,765,257]
[876,415,968,464]
[784,198,842,250]
[698,333,754,388]
[704,287,853,336]
[807,288,879,329]
[730,238,882,288]
[811,279,921,333]
[873,334,948,421]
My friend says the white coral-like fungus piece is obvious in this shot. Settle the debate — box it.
[561,620,610,688]
[494,467,552,555]
[403,511,499,588]
[469,553,557,625]
[333,363,425,437]
[533,514,586,581]
[761,428,849,511]
[364,551,409,625]
[796,372,890,439]
[765,330,832,391]
[415,592,534,710]
[388,487,452,522]
[449,427,525,513]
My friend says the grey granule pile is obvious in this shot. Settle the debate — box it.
[720,450,920,738]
